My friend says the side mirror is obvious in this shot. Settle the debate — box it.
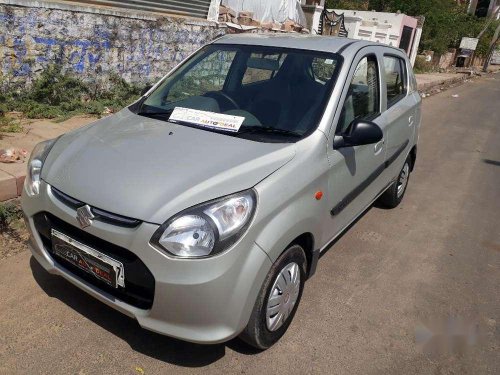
[141,85,153,96]
[333,119,383,149]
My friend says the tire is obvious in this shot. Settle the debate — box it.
[378,155,412,208]
[239,244,307,350]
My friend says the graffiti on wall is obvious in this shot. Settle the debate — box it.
[0,6,225,83]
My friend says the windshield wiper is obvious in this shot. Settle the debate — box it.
[237,126,302,138]
[136,109,174,119]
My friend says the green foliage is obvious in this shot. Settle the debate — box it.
[413,55,435,74]
[475,20,500,57]
[0,102,23,133]
[326,0,498,55]
[0,202,23,231]
[326,0,369,9]
[0,116,23,133]
[29,66,90,106]
[0,66,147,120]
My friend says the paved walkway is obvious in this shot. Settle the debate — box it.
[0,116,96,201]
[416,72,468,91]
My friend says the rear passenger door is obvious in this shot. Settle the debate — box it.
[379,53,415,180]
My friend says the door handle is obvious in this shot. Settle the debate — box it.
[374,140,384,155]
[408,115,414,127]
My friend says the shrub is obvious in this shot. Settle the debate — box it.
[0,202,23,231]
[0,66,146,120]
[413,56,435,74]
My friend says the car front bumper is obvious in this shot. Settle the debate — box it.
[22,181,272,344]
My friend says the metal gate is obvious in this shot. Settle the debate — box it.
[71,0,212,19]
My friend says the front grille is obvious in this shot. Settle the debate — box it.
[33,212,155,309]
[51,187,141,228]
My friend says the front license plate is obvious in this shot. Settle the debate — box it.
[51,229,125,288]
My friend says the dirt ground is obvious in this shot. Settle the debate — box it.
[0,199,28,260]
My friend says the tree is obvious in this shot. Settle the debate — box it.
[326,0,369,10]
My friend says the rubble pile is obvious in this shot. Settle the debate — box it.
[218,4,309,33]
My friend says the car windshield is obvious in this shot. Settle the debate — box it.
[135,44,342,142]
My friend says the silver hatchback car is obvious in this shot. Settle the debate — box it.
[22,34,421,349]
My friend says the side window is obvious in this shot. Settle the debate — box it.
[384,56,407,107]
[337,55,380,134]
[167,50,236,102]
[242,53,285,84]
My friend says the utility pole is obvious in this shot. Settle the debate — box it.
[482,22,500,72]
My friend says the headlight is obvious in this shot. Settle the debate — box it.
[24,138,58,196]
[151,190,256,258]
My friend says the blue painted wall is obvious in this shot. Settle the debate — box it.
[0,3,226,86]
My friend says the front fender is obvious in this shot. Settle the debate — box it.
[250,131,330,275]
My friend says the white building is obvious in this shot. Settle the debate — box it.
[330,10,422,65]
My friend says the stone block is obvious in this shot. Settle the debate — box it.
[0,171,17,202]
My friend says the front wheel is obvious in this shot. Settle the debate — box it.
[239,245,307,350]
[378,156,411,208]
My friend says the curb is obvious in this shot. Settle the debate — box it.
[416,74,470,95]
[0,168,25,202]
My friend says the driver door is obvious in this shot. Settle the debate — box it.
[322,48,387,245]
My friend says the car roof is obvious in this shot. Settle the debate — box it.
[213,33,403,55]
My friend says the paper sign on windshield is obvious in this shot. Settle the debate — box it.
[169,107,245,132]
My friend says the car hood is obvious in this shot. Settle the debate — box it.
[42,109,295,224]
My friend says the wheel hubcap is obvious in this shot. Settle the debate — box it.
[266,262,301,332]
[397,162,410,198]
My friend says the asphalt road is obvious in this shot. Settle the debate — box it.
[1,73,499,375]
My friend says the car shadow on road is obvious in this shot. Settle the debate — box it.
[482,159,500,167]
[319,205,373,258]
[29,257,260,367]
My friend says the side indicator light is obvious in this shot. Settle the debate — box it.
[315,191,323,200]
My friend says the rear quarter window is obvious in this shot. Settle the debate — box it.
[408,64,418,93]
[383,55,408,107]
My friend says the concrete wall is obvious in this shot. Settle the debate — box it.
[334,10,406,47]
[0,0,227,88]
[331,9,421,65]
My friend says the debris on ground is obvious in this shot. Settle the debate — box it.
[218,4,237,23]
[218,4,307,33]
[452,94,459,98]
[0,148,28,163]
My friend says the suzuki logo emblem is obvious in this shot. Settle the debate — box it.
[76,205,94,229]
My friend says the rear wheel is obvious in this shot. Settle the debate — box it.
[239,245,307,350]
[378,156,411,208]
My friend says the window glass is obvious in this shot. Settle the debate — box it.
[408,67,417,93]
[337,55,379,134]
[140,45,342,142]
[167,50,236,102]
[384,56,407,106]
[242,53,285,84]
